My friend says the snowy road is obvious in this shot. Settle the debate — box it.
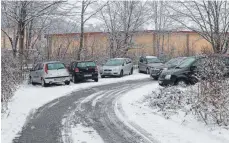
[13,78,155,143]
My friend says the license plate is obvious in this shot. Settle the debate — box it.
[55,78,63,81]
[84,74,92,77]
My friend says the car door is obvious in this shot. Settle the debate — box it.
[33,63,40,83]
[30,64,37,82]
[139,57,144,71]
[142,58,147,72]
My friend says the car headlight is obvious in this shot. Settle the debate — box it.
[163,68,168,71]
[165,75,171,79]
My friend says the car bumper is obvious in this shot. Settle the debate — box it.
[100,71,120,76]
[158,78,175,86]
[74,73,98,80]
[44,76,70,84]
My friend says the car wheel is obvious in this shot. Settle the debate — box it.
[101,75,105,78]
[146,68,150,74]
[177,79,188,87]
[29,76,35,85]
[94,78,98,82]
[65,81,70,85]
[119,70,123,77]
[130,68,133,75]
[72,75,77,83]
[41,79,47,87]
[153,77,158,80]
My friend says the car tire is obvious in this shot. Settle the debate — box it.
[41,79,47,87]
[29,76,35,85]
[94,78,98,82]
[153,77,158,80]
[146,68,150,74]
[72,75,77,83]
[119,70,123,77]
[101,75,105,78]
[130,68,133,75]
[176,79,188,87]
[65,81,70,85]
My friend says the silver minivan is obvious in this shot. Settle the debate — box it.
[29,61,70,87]
[100,58,133,78]
[138,56,163,74]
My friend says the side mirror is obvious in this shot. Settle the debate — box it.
[122,63,124,66]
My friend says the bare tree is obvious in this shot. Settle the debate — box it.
[77,0,107,60]
[168,1,229,54]
[100,1,149,58]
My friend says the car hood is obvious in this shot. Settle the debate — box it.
[148,63,164,68]
[161,67,188,75]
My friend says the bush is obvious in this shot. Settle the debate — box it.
[1,51,23,113]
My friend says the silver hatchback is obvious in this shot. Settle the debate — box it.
[29,61,70,87]
[100,58,133,78]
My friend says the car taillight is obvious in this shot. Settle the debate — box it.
[75,68,79,72]
[95,66,98,72]
[44,64,48,74]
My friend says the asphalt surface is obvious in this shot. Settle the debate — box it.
[13,78,155,143]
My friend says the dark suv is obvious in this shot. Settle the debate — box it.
[150,57,187,80]
[158,55,229,86]
[68,61,98,83]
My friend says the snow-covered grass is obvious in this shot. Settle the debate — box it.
[1,71,148,143]
[118,83,229,143]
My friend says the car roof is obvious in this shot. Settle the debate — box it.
[43,61,62,64]
[146,56,157,58]
[72,60,95,63]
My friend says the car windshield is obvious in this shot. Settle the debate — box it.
[105,59,124,66]
[147,58,161,63]
[166,58,178,65]
[166,57,186,66]
[47,63,65,70]
[77,62,96,67]
[176,57,196,68]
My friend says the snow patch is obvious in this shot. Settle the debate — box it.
[118,83,229,143]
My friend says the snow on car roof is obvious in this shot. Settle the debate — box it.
[146,56,157,58]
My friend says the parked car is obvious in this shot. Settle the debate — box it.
[100,58,133,78]
[68,61,98,83]
[138,56,163,74]
[150,57,187,80]
[158,55,229,86]
[29,61,70,87]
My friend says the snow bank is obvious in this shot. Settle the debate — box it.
[118,83,229,143]
[1,71,148,143]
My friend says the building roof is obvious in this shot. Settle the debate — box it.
[45,30,198,37]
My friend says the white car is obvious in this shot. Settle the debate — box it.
[100,58,133,78]
[29,61,70,87]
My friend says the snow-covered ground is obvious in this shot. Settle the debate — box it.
[117,83,229,143]
[1,71,148,143]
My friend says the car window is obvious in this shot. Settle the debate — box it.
[146,58,161,63]
[177,57,196,68]
[47,63,65,70]
[104,59,124,66]
[38,63,43,70]
[139,57,143,63]
[77,62,96,67]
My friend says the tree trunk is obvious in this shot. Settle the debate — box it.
[78,0,85,61]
